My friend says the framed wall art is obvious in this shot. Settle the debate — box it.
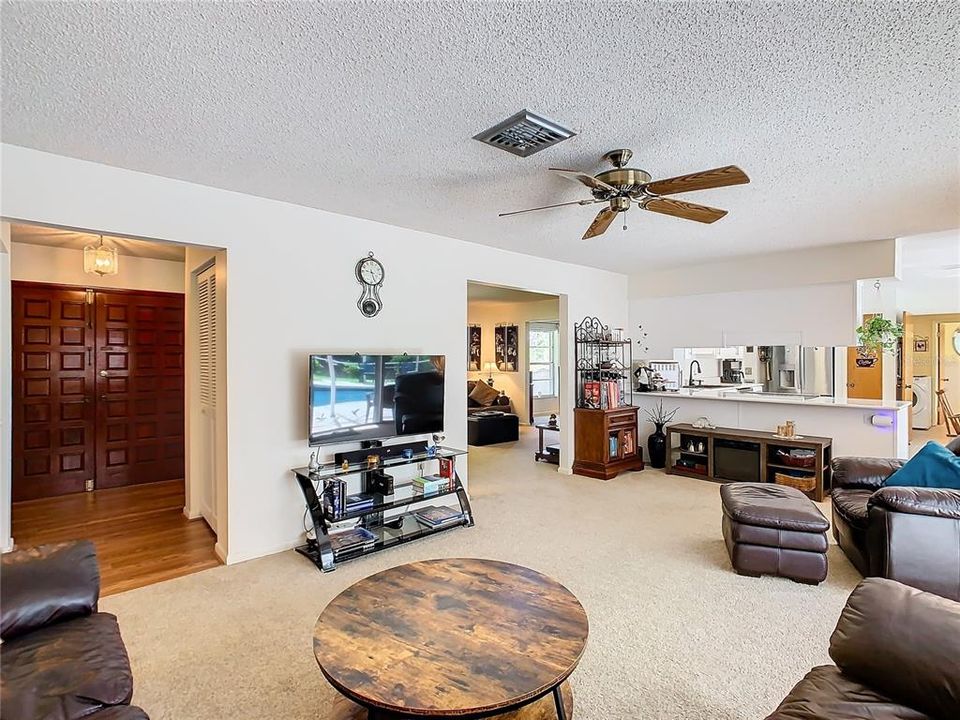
[468,325,482,371]
[495,324,519,372]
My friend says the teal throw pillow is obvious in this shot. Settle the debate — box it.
[883,441,960,490]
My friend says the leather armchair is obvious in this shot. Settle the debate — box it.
[831,437,960,601]
[0,541,149,720]
[767,578,960,719]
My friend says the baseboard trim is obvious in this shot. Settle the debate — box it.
[224,538,302,566]
[558,466,573,475]
[214,541,228,564]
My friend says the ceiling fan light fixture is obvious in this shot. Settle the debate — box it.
[83,235,119,276]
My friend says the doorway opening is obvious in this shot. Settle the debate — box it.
[3,221,227,595]
[466,282,563,466]
[901,312,960,451]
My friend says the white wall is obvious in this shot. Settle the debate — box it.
[629,241,899,362]
[631,282,860,361]
[467,297,560,422]
[0,145,628,564]
[0,223,12,551]
[10,242,184,292]
[633,240,897,298]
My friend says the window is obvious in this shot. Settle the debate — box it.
[529,322,560,398]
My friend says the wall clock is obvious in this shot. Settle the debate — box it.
[355,251,384,318]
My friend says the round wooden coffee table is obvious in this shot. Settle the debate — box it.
[314,558,589,719]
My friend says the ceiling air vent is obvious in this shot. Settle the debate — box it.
[473,110,576,157]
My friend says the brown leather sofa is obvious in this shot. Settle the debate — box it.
[466,380,513,415]
[767,578,960,720]
[767,577,960,719]
[830,436,960,601]
[0,541,149,720]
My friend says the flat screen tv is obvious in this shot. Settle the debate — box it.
[309,354,445,446]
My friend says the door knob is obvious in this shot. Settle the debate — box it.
[846,382,855,388]
[99,370,109,377]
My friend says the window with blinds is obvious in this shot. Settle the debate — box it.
[197,265,217,408]
[529,321,560,398]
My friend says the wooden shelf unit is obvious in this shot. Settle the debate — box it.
[573,407,644,480]
[665,423,832,501]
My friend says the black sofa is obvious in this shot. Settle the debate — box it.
[0,541,149,720]
[830,436,960,601]
[767,577,960,719]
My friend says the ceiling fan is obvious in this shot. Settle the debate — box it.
[499,149,750,239]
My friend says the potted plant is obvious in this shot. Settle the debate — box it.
[644,400,678,469]
[856,315,903,359]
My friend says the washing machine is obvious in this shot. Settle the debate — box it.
[912,376,932,430]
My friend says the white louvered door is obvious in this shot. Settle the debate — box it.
[196,264,217,528]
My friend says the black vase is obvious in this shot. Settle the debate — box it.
[648,422,667,469]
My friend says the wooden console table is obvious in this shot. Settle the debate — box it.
[665,423,832,501]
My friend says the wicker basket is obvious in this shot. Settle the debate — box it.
[774,471,817,493]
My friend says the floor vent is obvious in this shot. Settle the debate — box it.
[473,110,576,157]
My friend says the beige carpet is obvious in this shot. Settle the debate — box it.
[102,428,861,719]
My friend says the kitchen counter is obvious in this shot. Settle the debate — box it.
[633,389,909,459]
[639,388,910,411]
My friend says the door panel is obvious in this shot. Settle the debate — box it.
[847,314,883,400]
[940,322,960,423]
[12,284,95,501]
[96,291,185,489]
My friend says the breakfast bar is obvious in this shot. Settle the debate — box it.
[634,389,909,460]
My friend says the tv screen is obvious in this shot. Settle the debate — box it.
[309,354,445,446]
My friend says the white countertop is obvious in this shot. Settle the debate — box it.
[634,389,910,411]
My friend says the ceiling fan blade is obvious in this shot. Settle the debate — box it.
[498,198,599,217]
[550,168,616,193]
[642,165,749,196]
[643,197,728,224]
[582,208,618,239]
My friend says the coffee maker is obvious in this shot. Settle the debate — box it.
[721,358,744,383]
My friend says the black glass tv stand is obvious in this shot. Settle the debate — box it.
[291,446,472,572]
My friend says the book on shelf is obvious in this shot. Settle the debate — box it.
[438,456,455,479]
[584,380,621,407]
[345,492,375,512]
[413,505,464,528]
[322,477,346,520]
[327,526,377,557]
[412,475,450,494]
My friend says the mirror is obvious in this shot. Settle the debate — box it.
[953,328,960,356]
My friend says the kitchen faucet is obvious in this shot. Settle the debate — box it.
[689,360,702,386]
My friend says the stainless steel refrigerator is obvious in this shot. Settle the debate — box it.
[759,346,834,396]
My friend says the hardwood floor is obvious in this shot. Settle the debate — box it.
[11,479,221,596]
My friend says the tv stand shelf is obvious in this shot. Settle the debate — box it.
[665,424,832,501]
[291,446,473,572]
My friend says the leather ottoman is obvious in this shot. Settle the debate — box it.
[467,413,520,446]
[721,483,830,585]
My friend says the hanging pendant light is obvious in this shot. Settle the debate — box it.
[83,235,119,276]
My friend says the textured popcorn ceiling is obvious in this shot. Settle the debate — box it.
[2,1,958,272]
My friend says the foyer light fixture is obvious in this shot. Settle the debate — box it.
[83,235,119,276]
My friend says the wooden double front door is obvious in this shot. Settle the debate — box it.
[12,282,185,502]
